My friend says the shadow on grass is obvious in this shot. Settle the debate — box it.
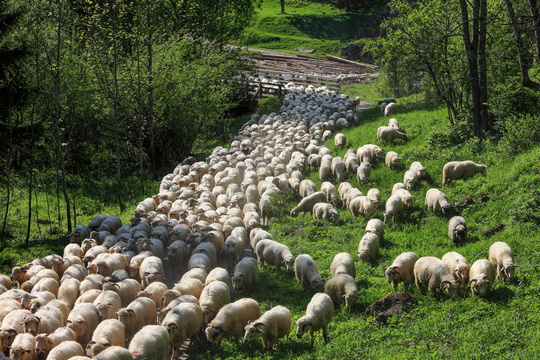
[289,14,376,41]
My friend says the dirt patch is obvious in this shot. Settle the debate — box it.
[364,291,418,325]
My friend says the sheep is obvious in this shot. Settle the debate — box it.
[469,259,496,296]
[231,257,258,295]
[384,194,403,224]
[24,305,64,336]
[68,225,91,245]
[377,126,407,142]
[35,327,77,358]
[331,157,346,183]
[115,297,157,341]
[324,274,358,309]
[388,117,399,128]
[312,202,340,224]
[489,241,519,283]
[128,251,154,279]
[0,299,22,323]
[87,345,131,359]
[318,155,333,181]
[356,161,371,185]
[243,305,291,350]
[89,213,109,231]
[384,102,397,116]
[348,195,377,219]
[187,253,212,274]
[136,238,164,259]
[0,327,18,353]
[97,215,123,234]
[128,325,168,360]
[295,292,334,348]
[425,188,451,216]
[254,239,295,272]
[205,298,260,347]
[199,280,231,325]
[441,251,470,283]
[9,333,36,360]
[444,215,469,246]
[330,252,356,279]
[201,230,225,256]
[19,291,55,310]
[46,340,85,360]
[101,279,142,307]
[224,236,244,271]
[63,243,83,259]
[357,233,380,263]
[179,268,207,284]
[290,191,327,217]
[294,254,325,292]
[2,309,33,336]
[204,268,230,289]
[385,151,402,170]
[384,252,419,291]
[343,150,360,173]
[162,302,203,357]
[29,277,59,297]
[74,289,101,307]
[166,240,187,278]
[137,281,167,310]
[403,170,417,190]
[65,303,101,347]
[138,256,164,289]
[442,160,487,187]
[413,256,463,299]
[85,319,125,357]
[410,161,427,179]
[363,144,385,161]
[334,133,346,149]
[93,290,122,321]
[78,274,104,295]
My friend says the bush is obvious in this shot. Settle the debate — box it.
[497,114,540,155]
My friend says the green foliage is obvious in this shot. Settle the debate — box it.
[257,96,283,114]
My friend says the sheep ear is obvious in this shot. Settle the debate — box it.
[393,266,401,273]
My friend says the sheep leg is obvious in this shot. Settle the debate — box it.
[323,325,329,343]
[309,329,314,348]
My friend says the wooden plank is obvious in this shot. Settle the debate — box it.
[326,54,379,70]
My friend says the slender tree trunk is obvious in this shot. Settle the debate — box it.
[1,120,13,250]
[528,0,540,63]
[478,0,489,134]
[146,1,157,181]
[280,0,285,14]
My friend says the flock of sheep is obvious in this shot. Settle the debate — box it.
[0,85,518,360]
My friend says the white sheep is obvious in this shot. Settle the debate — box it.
[224,236,244,271]
[137,281,167,309]
[312,202,340,224]
[413,256,463,298]
[385,151,402,170]
[334,133,346,149]
[128,325,168,360]
[425,188,451,216]
[442,160,487,187]
[348,195,377,219]
[329,252,356,279]
[85,318,125,357]
[255,239,295,272]
[93,290,123,320]
[290,191,327,217]
[363,144,385,161]
[384,102,397,116]
[448,216,467,245]
[9,333,36,360]
[469,259,496,296]
[172,278,203,299]
[384,194,403,224]
[204,267,231,288]
[384,252,419,291]
[199,280,231,325]
[356,161,371,185]
[393,188,414,209]
[364,218,384,239]
[343,150,360,173]
[441,251,470,283]
[296,292,334,347]
[136,238,164,259]
[243,305,291,350]
[187,253,212,274]
[78,274,105,295]
[101,278,142,307]
[115,297,157,341]
[410,161,427,179]
[318,154,333,181]
[377,126,407,142]
[294,254,325,292]
[388,117,399,128]
[63,243,83,259]
[357,233,380,263]
[44,340,85,360]
[138,256,165,290]
[35,327,77,358]
[88,345,131,359]
[201,230,225,256]
[403,170,418,190]
[127,251,154,279]
[331,157,346,183]
[231,257,258,294]
[205,298,260,347]
[65,303,101,347]
[324,274,358,309]
[179,268,207,284]
[489,241,519,283]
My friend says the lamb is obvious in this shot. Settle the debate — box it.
[294,254,325,292]
[290,191,327,217]
[413,256,463,298]
[468,259,496,296]
[425,188,451,216]
[139,256,164,289]
[68,225,91,245]
[115,297,157,341]
[334,133,346,149]
[448,216,467,245]
[385,151,402,170]
[377,126,407,142]
[243,305,291,350]
[384,194,403,224]
[85,319,125,357]
[442,160,487,187]
[65,303,101,347]
[441,251,470,282]
[356,161,372,185]
[162,302,203,357]
[384,252,419,291]
[205,298,260,347]
[224,236,244,271]
[46,340,85,360]
[312,202,340,224]
[231,257,258,294]
[324,274,359,309]
[357,233,380,263]
[93,290,122,320]
[330,252,356,279]
[199,280,231,325]
[403,170,418,190]
[9,333,36,360]
[128,325,168,360]
[295,292,334,348]
[348,195,377,219]
[254,239,295,271]
[489,241,519,283]
[410,161,427,179]
[35,327,77,358]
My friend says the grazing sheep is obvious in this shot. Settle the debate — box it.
[365,218,384,239]
[9,333,36,360]
[388,118,399,128]
[318,155,333,181]
[343,150,360,173]
[231,257,258,295]
[384,194,403,224]
[442,160,487,187]
[290,191,327,217]
[348,195,377,219]
[441,251,470,283]
[425,188,451,216]
[128,325,168,360]
[384,102,397,116]
[329,253,355,279]
[115,297,157,341]
[377,126,407,142]
[392,188,413,210]
[356,161,371,185]
[363,144,385,161]
[489,241,519,283]
[205,298,260,347]
[295,292,334,348]
[298,179,316,198]
[294,254,325,292]
[385,151,402,170]
[324,274,359,309]
[243,305,291,350]
[312,202,340,224]
[448,216,467,245]
[334,133,346,149]
[199,280,231,325]
[469,259,496,296]
[357,233,380,263]
[255,239,295,272]
[384,252,419,291]
[413,256,463,299]
[410,161,427,179]
[85,319,125,357]
[331,157,346,183]
[403,170,417,190]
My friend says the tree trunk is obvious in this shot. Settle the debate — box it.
[280,0,285,14]
[528,0,540,63]
[146,1,157,181]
